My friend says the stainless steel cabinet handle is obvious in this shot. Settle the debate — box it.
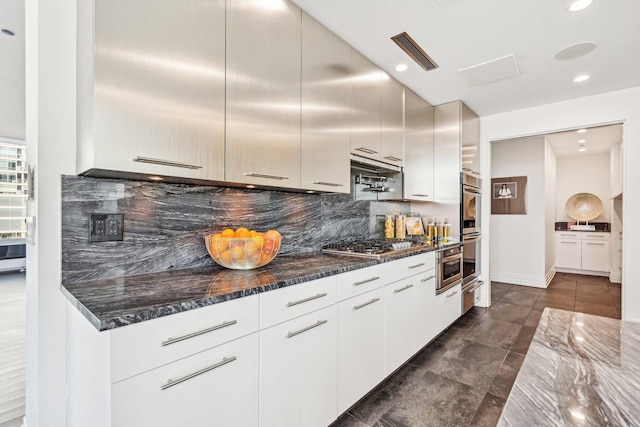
[161,356,237,390]
[411,194,430,197]
[383,156,402,162]
[446,291,458,298]
[394,284,414,293]
[560,242,577,244]
[353,298,381,310]
[244,172,289,180]
[287,320,327,338]
[586,242,605,246]
[421,275,436,282]
[559,233,576,237]
[354,147,378,154]
[133,156,202,170]
[353,276,380,286]
[408,262,426,269]
[287,293,328,307]
[312,181,344,187]
[162,320,237,347]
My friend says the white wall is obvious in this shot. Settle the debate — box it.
[544,139,556,279]
[480,85,640,322]
[490,136,547,287]
[25,0,76,425]
[555,153,610,222]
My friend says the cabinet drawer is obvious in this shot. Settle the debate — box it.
[111,333,259,427]
[556,232,580,240]
[582,232,610,241]
[386,252,436,282]
[260,276,337,329]
[434,283,462,334]
[110,295,259,383]
[336,263,387,301]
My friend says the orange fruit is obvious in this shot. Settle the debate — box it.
[234,227,250,237]
[264,229,281,239]
[230,246,245,260]
[221,229,235,238]
[216,238,229,253]
[244,241,258,257]
[249,230,258,237]
[218,250,231,265]
[252,235,264,249]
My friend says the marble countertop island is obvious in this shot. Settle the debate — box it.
[62,242,456,332]
[499,308,640,426]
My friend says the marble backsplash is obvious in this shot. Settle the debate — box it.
[61,175,409,284]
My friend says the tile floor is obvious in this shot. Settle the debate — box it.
[331,273,622,427]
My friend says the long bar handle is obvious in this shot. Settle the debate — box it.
[354,298,381,310]
[162,320,237,347]
[586,242,605,246]
[394,284,414,293]
[287,293,328,307]
[560,242,577,244]
[411,194,430,197]
[287,320,327,338]
[421,275,437,282]
[134,156,202,170]
[312,181,344,187]
[244,172,289,180]
[383,156,402,162]
[446,291,458,298]
[354,147,378,154]
[353,276,381,286]
[161,356,237,390]
[408,262,426,269]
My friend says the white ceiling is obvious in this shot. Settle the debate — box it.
[0,0,25,140]
[546,123,622,158]
[2,0,640,140]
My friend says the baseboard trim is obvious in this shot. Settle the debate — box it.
[22,416,27,427]
[556,267,609,277]
[490,271,547,288]
[609,271,622,283]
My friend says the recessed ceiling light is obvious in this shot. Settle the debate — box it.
[395,64,408,72]
[573,74,590,83]
[578,139,586,143]
[569,0,593,12]
[577,129,587,133]
[1,29,15,36]
[578,147,587,152]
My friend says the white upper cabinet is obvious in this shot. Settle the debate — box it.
[300,12,351,194]
[77,0,226,181]
[403,89,434,201]
[225,0,302,189]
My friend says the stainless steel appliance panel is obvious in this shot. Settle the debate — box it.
[403,89,434,202]
[88,0,225,180]
[226,0,302,189]
[462,280,483,314]
[436,246,462,294]
[462,233,481,285]
[350,49,381,160]
[300,12,351,194]
[380,75,404,166]
[460,103,480,175]
[434,101,461,202]
[462,183,481,235]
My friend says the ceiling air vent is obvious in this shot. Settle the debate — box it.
[391,32,438,72]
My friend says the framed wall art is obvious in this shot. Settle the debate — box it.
[491,176,527,214]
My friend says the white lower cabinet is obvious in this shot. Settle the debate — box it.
[434,284,462,334]
[337,287,385,413]
[384,278,417,375]
[582,239,610,272]
[111,333,259,427]
[413,270,438,351]
[259,305,338,427]
[555,231,611,273]
[555,237,581,269]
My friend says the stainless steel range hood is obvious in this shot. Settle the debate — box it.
[350,154,402,173]
[351,154,403,201]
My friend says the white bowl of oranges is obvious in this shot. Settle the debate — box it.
[205,227,282,270]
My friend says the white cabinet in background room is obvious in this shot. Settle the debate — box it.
[259,305,338,427]
[555,231,610,274]
[77,0,226,181]
[300,12,351,194]
[403,88,435,201]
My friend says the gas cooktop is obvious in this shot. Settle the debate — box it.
[322,239,426,259]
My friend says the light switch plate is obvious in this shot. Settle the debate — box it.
[89,213,124,242]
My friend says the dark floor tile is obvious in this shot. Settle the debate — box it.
[455,307,488,329]
[468,393,507,427]
[499,291,538,308]
[609,286,621,297]
[547,279,577,291]
[574,301,620,319]
[502,285,543,297]
[491,282,513,291]
[576,282,610,295]
[553,272,577,282]
[485,301,531,324]
[576,291,615,306]
[434,325,467,346]
[377,371,485,427]
[524,309,544,328]
[612,295,622,309]
[489,351,526,399]
[533,293,575,311]
[408,341,448,371]
[429,340,508,390]
[543,287,576,298]
[464,317,522,350]
[576,274,610,284]
[349,363,426,425]
[510,325,538,355]
[331,413,370,427]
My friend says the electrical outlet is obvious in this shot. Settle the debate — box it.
[90,214,124,242]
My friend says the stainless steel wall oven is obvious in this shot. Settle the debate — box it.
[461,172,482,313]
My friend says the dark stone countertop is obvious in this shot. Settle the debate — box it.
[499,308,640,426]
[62,243,458,331]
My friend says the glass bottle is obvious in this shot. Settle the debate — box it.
[395,214,406,240]
[443,218,450,243]
[384,214,395,239]
[426,218,434,244]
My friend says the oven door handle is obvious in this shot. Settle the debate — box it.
[463,233,481,242]
[463,187,481,195]
[441,254,462,263]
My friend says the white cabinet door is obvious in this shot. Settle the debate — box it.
[582,240,610,272]
[384,278,416,375]
[111,333,259,427]
[434,284,462,334]
[556,239,581,269]
[337,287,385,413]
[413,270,438,351]
[260,305,337,427]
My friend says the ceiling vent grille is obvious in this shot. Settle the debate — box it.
[391,32,438,72]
